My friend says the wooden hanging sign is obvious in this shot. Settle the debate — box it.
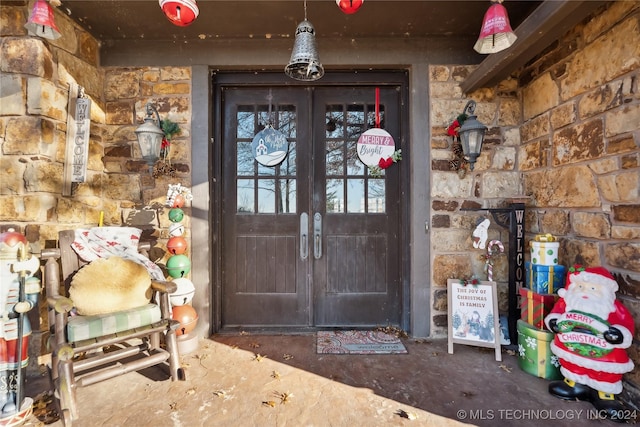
[62,84,91,196]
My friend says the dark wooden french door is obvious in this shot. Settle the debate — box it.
[219,73,405,328]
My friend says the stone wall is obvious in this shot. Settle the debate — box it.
[429,65,521,331]
[520,1,640,401]
[0,3,192,258]
[430,1,640,401]
[0,3,193,347]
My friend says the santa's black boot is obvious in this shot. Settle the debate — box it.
[548,378,592,401]
[590,390,632,423]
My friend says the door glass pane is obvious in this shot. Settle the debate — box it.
[279,106,296,138]
[326,107,344,138]
[257,179,276,213]
[237,108,255,138]
[237,141,254,176]
[281,142,296,175]
[279,179,296,213]
[237,179,254,213]
[368,179,386,213]
[347,139,364,175]
[347,178,364,213]
[346,105,364,140]
[326,179,344,213]
[326,140,344,177]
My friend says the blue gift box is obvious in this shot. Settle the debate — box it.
[525,262,566,294]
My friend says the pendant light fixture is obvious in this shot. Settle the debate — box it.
[24,0,61,40]
[474,0,517,54]
[285,0,324,81]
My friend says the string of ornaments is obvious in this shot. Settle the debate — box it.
[165,184,198,338]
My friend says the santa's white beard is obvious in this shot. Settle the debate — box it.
[564,290,614,320]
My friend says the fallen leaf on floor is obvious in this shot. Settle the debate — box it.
[240,330,249,335]
[282,353,293,360]
[169,402,178,411]
[430,352,438,356]
[32,391,59,424]
[249,342,261,348]
[230,345,238,350]
[461,391,475,398]
[413,339,430,344]
[262,401,276,407]
[499,364,513,373]
[271,371,281,379]
[275,391,293,404]
[253,354,267,362]
[186,387,197,395]
[212,390,226,397]
[376,325,408,338]
[181,361,191,369]
[396,409,417,420]
[506,349,516,356]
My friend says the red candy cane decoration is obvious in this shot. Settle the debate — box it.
[485,240,505,281]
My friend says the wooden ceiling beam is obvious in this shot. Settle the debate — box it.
[461,0,609,93]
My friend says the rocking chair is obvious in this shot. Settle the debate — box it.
[41,230,185,426]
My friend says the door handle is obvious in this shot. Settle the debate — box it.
[300,212,309,260]
[313,212,322,259]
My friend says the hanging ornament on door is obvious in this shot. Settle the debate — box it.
[252,91,289,167]
[356,87,401,176]
[336,0,364,14]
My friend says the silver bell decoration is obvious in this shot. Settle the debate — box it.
[285,20,324,81]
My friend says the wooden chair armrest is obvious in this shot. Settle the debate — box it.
[47,296,74,314]
[151,280,177,294]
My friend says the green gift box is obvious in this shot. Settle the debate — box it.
[517,320,563,380]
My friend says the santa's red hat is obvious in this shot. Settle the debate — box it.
[566,265,618,292]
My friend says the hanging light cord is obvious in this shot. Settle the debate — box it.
[304,0,307,20]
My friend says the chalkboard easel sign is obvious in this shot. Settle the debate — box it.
[447,279,502,361]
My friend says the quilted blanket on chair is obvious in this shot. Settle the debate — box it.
[71,227,165,280]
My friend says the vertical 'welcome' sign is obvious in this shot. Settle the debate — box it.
[63,84,91,196]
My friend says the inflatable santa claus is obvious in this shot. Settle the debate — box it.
[545,265,635,422]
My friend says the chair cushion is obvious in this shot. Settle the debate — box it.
[70,256,152,315]
[66,304,162,343]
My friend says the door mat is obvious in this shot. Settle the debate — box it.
[316,330,407,354]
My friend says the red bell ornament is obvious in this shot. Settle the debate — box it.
[167,236,187,255]
[159,0,199,27]
[172,304,198,336]
[24,0,61,40]
[336,0,364,14]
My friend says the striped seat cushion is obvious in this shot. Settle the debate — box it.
[66,304,162,343]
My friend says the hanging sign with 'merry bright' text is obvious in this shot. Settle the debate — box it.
[356,128,396,168]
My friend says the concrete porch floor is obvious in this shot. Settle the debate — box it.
[22,333,632,427]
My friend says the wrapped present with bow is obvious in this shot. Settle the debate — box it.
[519,288,558,330]
[525,262,566,294]
[529,233,559,266]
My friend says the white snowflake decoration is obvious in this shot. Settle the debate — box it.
[525,336,537,349]
[518,343,525,357]
[551,355,560,367]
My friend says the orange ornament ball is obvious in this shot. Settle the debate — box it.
[172,305,198,336]
[172,194,185,208]
[167,236,187,255]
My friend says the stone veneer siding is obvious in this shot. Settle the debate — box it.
[429,2,639,402]
[0,4,193,360]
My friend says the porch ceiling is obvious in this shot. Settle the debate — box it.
[58,0,541,41]
[51,0,607,89]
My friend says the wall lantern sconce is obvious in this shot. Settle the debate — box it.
[24,0,61,40]
[457,100,487,170]
[474,0,517,54]
[134,103,164,172]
